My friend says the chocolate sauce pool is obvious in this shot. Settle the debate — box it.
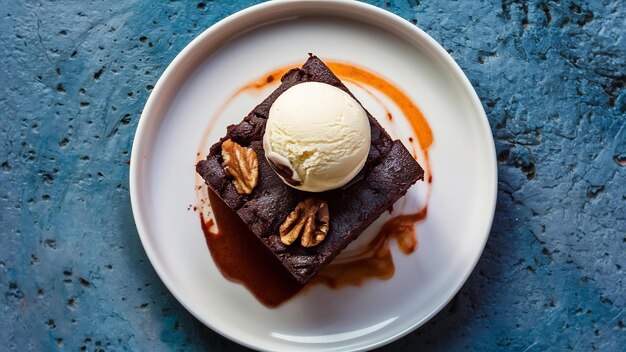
[203,189,302,307]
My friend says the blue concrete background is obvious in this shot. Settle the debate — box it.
[1,0,624,351]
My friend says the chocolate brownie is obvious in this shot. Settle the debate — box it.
[196,55,424,284]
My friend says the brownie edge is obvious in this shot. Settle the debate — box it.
[197,55,424,284]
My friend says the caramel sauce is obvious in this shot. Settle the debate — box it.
[239,70,290,91]
[311,209,427,288]
[326,62,433,155]
[196,59,433,307]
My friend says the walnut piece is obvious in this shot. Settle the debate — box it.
[280,198,329,247]
[221,139,258,194]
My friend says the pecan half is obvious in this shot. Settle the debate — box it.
[221,139,258,194]
[280,198,329,247]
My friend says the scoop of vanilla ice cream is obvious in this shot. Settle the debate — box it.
[263,82,371,192]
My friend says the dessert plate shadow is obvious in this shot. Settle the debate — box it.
[130,1,497,351]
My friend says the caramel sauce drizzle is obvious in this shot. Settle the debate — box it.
[196,59,433,306]
[326,62,433,155]
[311,208,427,289]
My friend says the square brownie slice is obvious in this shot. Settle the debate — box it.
[196,55,424,284]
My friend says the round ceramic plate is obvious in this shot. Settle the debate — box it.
[130,1,497,351]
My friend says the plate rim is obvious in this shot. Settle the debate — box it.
[129,0,498,350]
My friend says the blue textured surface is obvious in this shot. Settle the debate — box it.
[1,0,625,351]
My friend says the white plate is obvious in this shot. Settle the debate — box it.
[130,1,497,351]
